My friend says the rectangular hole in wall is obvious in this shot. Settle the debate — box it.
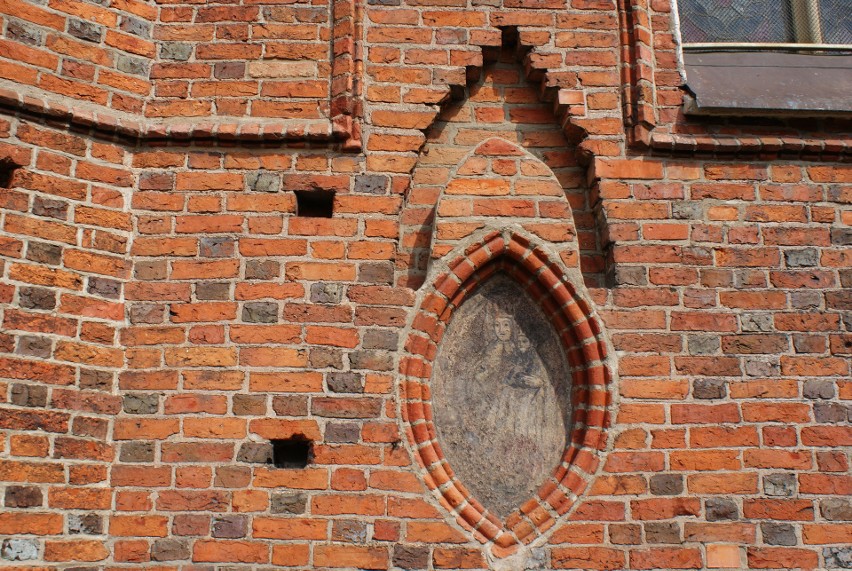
[0,160,20,188]
[295,189,335,218]
[271,437,312,469]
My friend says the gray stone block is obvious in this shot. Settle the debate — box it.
[123,393,159,415]
[160,43,193,61]
[706,498,738,521]
[761,522,796,546]
[271,493,307,514]
[242,302,278,323]
[1,539,39,561]
[246,171,280,193]
[764,473,796,497]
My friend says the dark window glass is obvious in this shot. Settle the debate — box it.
[820,0,852,44]
[679,0,796,43]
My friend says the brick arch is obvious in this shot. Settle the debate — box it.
[399,228,613,558]
[396,58,607,289]
[426,136,583,270]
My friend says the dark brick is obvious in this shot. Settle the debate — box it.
[325,422,360,443]
[792,290,822,309]
[120,441,155,463]
[214,62,246,79]
[123,393,159,414]
[79,369,114,391]
[233,394,266,416]
[706,498,738,521]
[242,302,278,323]
[32,197,68,220]
[196,282,230,301]
[68,19,103,42]
[354,174,388,194]
[271,493,307,514]
[687,335,719,355]
[393,545,429,569]
[821,499,852,521]
[120,16,151,38]
[649,474,683,496]
[71,417,108,439]
[362,329,398,350]
[135,260,167,280]
[172,515,208,537]
[4,486,43,508]
[327,372,364,393]
[309,347,343,369]
[764,473,796,497]
[826,290,852,311]
[160,43,193,61]
[129,303,165,325]
[272,395,308,417]
[693,378,726,399]
[88,277,121,299]
[610,524,641,545]
[803,380,836,399]
[245,260,279,280]
[612,266,647,286]
[310,282,343,304]
[332,520,368,542]
[237,442,273,464]
[436,28,466,44]
[19,287,56,310]
[16,335,51,358]
[744,356,779,377]
[814,402,848,423]
[348,350,393,371]
[151,539,190,561]
[10,383,48,407]
[116,55,149,76]
[7,20,43,46]
[644,522,680,544]
[785,248,818,267]
[26,242,62,265]
[358,262,393,284]
[212,515,247,538]
[312,397,381,419]
[831,228,852,246]
[761,522,796,546]
[199,237,234,258]
[793,334,824,354]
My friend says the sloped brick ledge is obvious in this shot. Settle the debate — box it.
[0,0,364,150]
[618,0,852,159]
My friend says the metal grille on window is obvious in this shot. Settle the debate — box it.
[679,0,852,46]
[819,0,852,45]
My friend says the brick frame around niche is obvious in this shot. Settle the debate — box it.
[400,230,612,557]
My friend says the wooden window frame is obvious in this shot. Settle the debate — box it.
[674,0,852,116]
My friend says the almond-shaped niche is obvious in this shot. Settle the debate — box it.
[402,232,610,550]
[431,273,570,520]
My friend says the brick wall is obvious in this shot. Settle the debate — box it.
[0,0,850,568]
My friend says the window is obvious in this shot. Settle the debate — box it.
[678,0,852,47]
[674,1,852,115]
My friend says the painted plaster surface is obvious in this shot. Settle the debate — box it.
[431,274,572,519]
